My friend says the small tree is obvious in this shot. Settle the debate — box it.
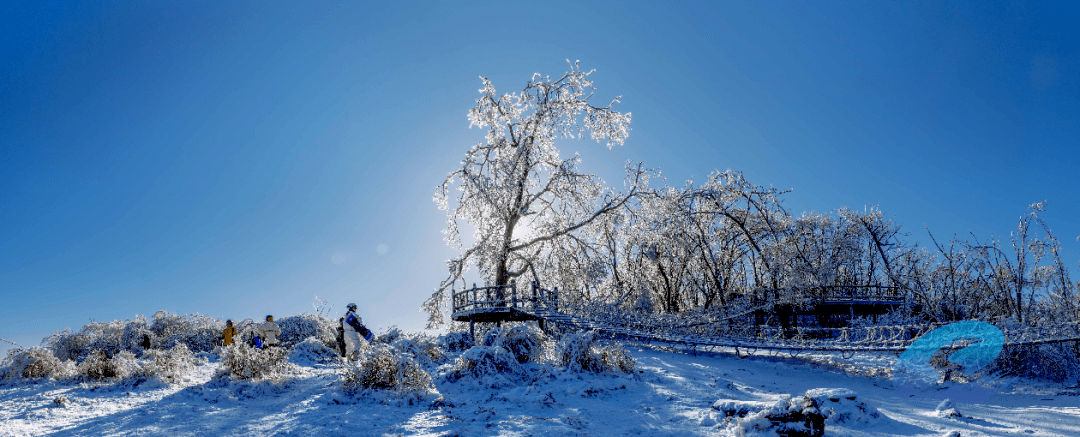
[425,61,645,327]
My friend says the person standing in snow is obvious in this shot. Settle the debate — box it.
[220,320,237,346]
[336,317,347,357]
[260,315,282,348]
[342,303,371,361]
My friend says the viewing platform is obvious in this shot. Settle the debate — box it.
[451,281,558,325]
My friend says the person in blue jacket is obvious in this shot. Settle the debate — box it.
[342,303,371,361]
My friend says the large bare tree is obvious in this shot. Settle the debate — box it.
[424,61,645,327]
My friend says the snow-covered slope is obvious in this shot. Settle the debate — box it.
[2,346,1077,436]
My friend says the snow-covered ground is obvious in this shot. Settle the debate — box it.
[2,345,1078,436]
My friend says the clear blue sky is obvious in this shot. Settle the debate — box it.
[3,1,1078,356]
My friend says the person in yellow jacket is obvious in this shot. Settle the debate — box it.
[221,320,237,346]
[260,315,282,348]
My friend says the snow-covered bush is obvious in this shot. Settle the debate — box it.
[442,331,473,352]
[42,313,220,363]
[0,347,72,382]
[492,325,545,364]
[341,344,433,396]
[139,343,196,384]
[288,337,339,366]
[276,313,337,350]
[598,344,636,374]
[982,343,1080,383]
[47,328,95,362]
[218,343,292,381]
[75,350,140,381]
[482,327,501,347]
[553,331,635,374]
[151,311,222,353]
[388,333,445,365]
[376,326,404,344]
[443,345,523,382]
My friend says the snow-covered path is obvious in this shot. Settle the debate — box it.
[2,347,1077,436]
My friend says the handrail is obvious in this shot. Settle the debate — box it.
[452,281,559,314]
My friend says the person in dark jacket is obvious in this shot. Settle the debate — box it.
[336,318,347,357]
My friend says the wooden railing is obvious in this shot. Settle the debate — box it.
[452,281,559,314]
[817,285,902,302]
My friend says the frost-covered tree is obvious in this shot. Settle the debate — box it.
[425,61,646,327]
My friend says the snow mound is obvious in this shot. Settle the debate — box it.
[936,398,963,418]
[288,337,339,366]
[716,396,825,437]
[804,387,881,425]
[714,388,881,436]
[443,345,525,386]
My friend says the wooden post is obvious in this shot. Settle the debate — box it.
[511,281,517,308]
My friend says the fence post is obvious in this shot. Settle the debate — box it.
[472,284,477,310]
[511,281,517,308]
[553,286,558,311]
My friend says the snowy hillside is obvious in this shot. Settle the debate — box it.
[3,339,1078,437]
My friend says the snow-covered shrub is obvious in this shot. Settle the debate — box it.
[276,313,337,349]
[341,344,433,396]
[482,327,501,347]
[493,325,545,364]
[151,311,222,353]
[218,343,292,381]
[443,345,522,382]
[553,331,636,374]
[139,344,196,384]
[376,326,404,344]
[75,350,140,381]
[982,343,1080,383]
[598,344,636,374]
[555,331,598,371]
[0,347,71,382]
[47,328,94,362]
[388,333,445,365]
[442,331,473,352]
[288,337,339,366]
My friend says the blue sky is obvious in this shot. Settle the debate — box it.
[2,1,1078,356]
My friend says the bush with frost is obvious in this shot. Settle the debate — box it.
[218,343,292,381]
[288,337,339,366]
[980,342,1080,383]
[150,311,222,353]
[75,349,140,381]
[138,343,196,384]
[0,347,72,382]
[276,313,338,350]
[443,345,523,383]
[492,324,545,364]
[554,331,635,374]
[442,331,473,352]
[341,344,433,396]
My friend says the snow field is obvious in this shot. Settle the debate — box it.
[2,336,1079,436]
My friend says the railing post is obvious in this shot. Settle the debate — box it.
[472,284,477,310]
[553,286,558,311]
[511,281,517,308]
